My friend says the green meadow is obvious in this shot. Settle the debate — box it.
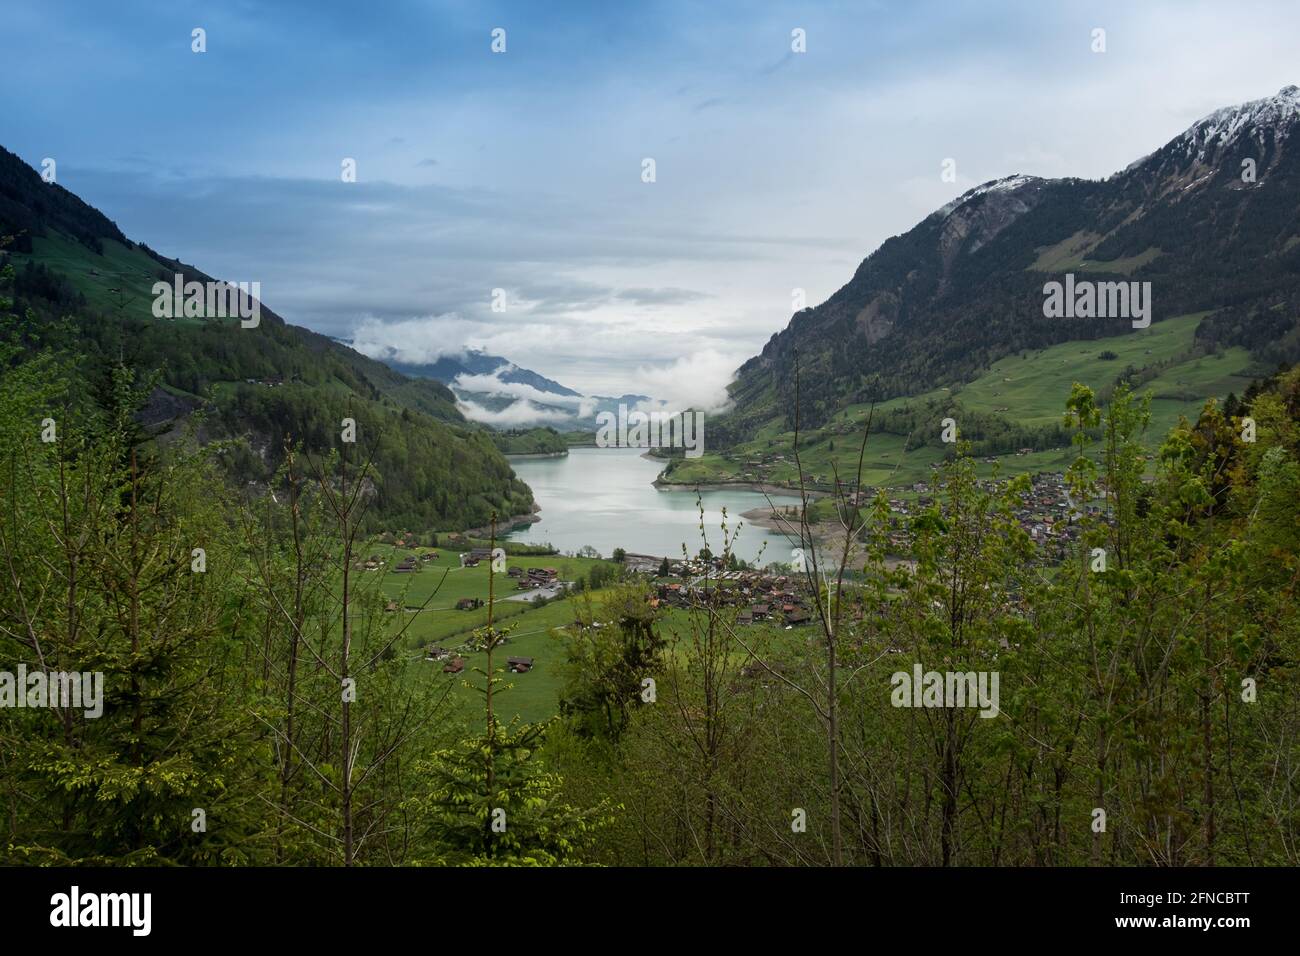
[669,312,1257,492]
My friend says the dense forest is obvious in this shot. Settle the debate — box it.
[488,426,572,456]
[0,249,534,533]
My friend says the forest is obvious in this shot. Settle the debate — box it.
[5,216,1299,862]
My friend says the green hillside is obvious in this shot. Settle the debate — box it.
[0,146,530,531]
[666,312,1257,491]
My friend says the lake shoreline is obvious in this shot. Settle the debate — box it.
[462,509,541,539]
[654,477,824,499]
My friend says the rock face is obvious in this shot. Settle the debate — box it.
[712,87,1300,443]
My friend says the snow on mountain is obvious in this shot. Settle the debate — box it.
[1126,84,1300,173]
[930,174,1047,222]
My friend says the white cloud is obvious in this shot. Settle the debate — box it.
[452,369,588,409]
[624,350,743,414]
[456,398,578,428]
[347,313,482,364]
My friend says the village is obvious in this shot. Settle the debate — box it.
[878,470,1086,563]
[351,465,1096,722]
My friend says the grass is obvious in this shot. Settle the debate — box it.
[19,231,258,330]
[1028,230,1163,275]
[671,313,1258,493]
[368,545,614,724]
[22,233,181,321]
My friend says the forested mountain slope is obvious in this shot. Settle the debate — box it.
[0,145,531,530]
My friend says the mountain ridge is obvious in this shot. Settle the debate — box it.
[0,147,534,531]
[711,85,1300,447]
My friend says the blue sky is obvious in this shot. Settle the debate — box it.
[3,0,1299,414]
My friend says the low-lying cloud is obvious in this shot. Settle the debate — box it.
[456,398,582,428]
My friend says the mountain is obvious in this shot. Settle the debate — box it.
[386,348,581,398]
[0,145,534,531]
[358,342,649,432]
[713,86,1300,447]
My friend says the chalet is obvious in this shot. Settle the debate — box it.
[465,548,494,565]
[507,656,534,674]
[456,597,484,611]
[507,566,524,578]
[443,657,465,675]
[426,644,451,661]
[523,567,558,587]
[784,609,812,626]
[384,600,400,613]
[392,556,420,573]
[750,604,770,621]
[420,551,438,562]
[736,611,753,625]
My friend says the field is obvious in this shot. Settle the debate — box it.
[667,312,1258,492]
[368,544,800,724]
[369,545,611,724]
[23,233,189,321]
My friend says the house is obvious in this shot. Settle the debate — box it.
[426,644,451,661]
[392,556,420,573]
[420,551,438,562]
[384,600,400,613]
[507,566,524,578]
[456,597,484,611]
[463,548,494,567]
[750,604,770,621]
[507,656,534,673]
[736,611,753,625]
[784,609,812,626]
[443,657,465,674]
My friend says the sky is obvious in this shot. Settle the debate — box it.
[3,0,1299,419]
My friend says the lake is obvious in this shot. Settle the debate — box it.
[504,448,804,564]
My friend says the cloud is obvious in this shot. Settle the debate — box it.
[456,398,579,428]
[416,157,438,167]
[614,287,711,306]
[347,314,484,364]
[453,369,594,414]
[624,350,743,414]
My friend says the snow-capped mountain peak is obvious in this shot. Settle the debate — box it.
[930,174,1045,222]
[1186,84,1300,149]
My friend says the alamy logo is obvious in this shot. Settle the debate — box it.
[0,665,103,718]
[50,886,151,936]
[152,274,261,327]
[1042,273,1151,329]
[595,404,705,459]
[890,664,1000,718]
